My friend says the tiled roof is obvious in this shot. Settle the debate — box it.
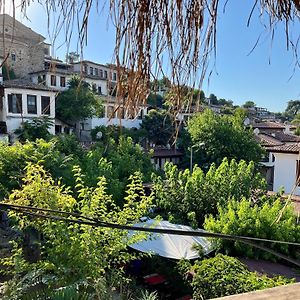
[151,148,183,158]
[251,122,286,129]
[2,79,55,92]
[270,132,300,142]
[269,143,300,154]
[29,69,74,75]
[254,133,284,147]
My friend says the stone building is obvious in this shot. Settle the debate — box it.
[0,14,49,78]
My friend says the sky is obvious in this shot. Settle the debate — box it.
[4,0,300,112]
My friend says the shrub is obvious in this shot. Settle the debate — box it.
[153,158,266,225]
[204,198,300,261]
[187,254,294,300]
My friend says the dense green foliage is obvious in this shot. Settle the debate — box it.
[2,164,153,299]
[56,76,103,122]
[141,109,174,145]
[0,136,155,203]
[188,109,264,167]
[204,199,300,261]
[179,254,293,300]
[90,125,146,144]
[153,158,266,226]
[0,139,76,199]
[14,117,54,142]
[242,100,256,108]
[285,100,300,118]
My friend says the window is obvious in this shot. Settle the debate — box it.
[98,86,102,95]
[113,72,117,81]
[296,160,300,185]
[27,95,37,114]
[60,76,66,87]
[107,106,115,118]
[95,68,98,76]
[50,75,56,86]
[100,69,103,78]
[83,64,87,73]
[11,52,16,62]
[8,94,22,113]
[117,107,125,119]
[41,96,50,115]
[104,70,108,79]
[90,67,93,75]
[55,125,62,134]
[64,127,70,134]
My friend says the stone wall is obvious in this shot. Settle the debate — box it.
[0,14,46,78]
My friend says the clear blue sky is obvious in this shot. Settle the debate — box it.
[8,0,300,112]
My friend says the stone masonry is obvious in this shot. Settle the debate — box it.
[0,14,47,78]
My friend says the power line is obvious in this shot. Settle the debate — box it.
[1,202,300,267]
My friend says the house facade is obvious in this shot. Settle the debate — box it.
[271,144,300,195]
[0,13,148,140]
[0,79,56,136]
[254,121,300,195]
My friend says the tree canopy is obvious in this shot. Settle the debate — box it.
[187,109,264,167]
[141,109,174,146]
[56,76,103,123]
[285,100,300,118]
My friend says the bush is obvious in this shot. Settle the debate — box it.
[187,254,294,300]
[15,117,53,142]
[2,164,153,298]
[153,158,266,226]
[204,198,300,261]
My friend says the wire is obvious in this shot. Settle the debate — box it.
[1,202,300,267]
[1,202,300,246]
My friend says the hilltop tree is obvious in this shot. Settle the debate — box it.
[242,101,256,108]
[208,93,218,105]
[285,100,300,118]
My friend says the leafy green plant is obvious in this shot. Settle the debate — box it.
[140,109,174,145]
[15,117,54,142]
[3,163,153,298]
[153,158,266,225]
[139,290,159,300]
[204,198,300,260]
[185,254,294,300]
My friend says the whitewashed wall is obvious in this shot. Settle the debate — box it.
[273,152,300,195]
[3,87,56,134]
[90,117,142,129]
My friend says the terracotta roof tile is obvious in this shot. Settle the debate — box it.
[269,143,300,154]
[252,122,286,129]
[254,133,284,147]
[2,79,55,91]
[270,132,300,142]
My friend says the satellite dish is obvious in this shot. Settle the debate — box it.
[96,131,103,140]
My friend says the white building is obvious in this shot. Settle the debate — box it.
[270,144,300,196]
[0,79,56,136]
[30,58,148,134]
